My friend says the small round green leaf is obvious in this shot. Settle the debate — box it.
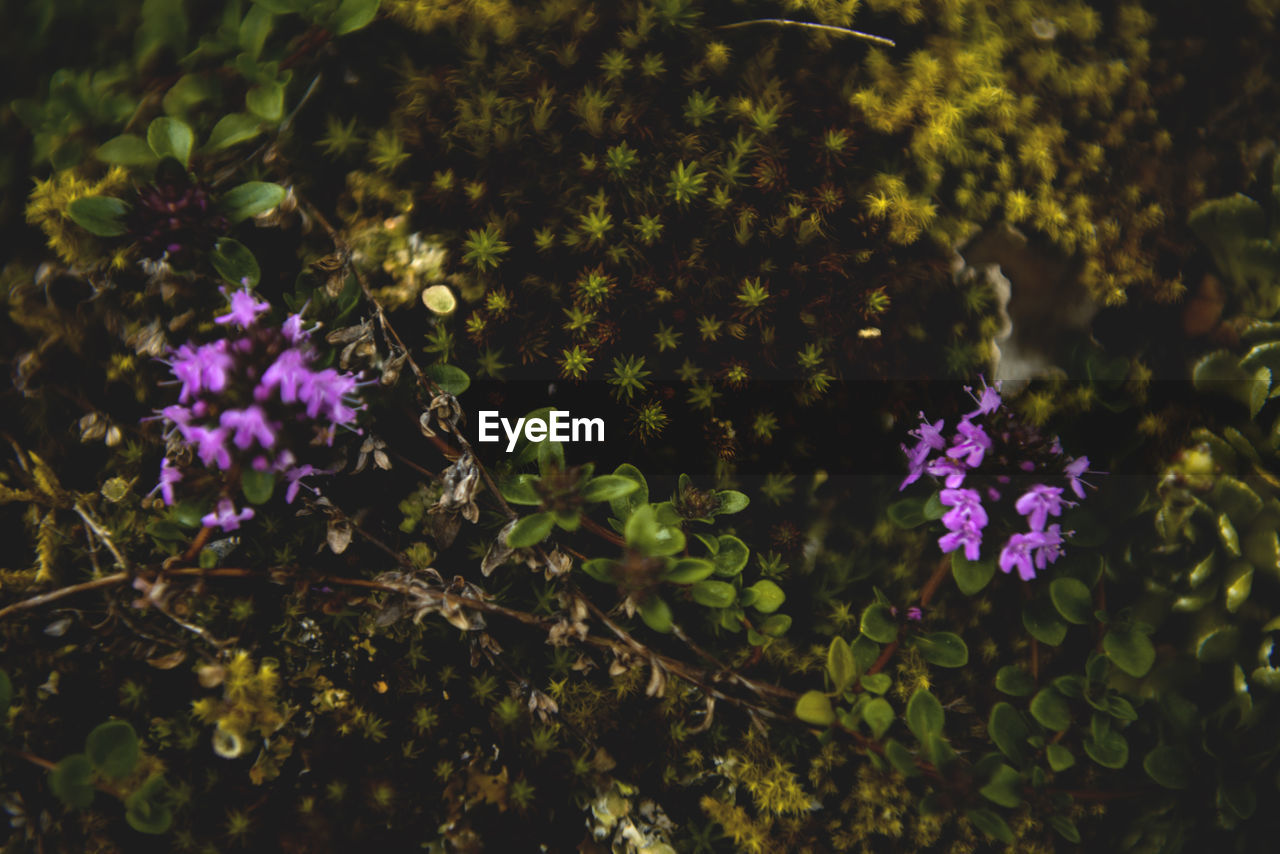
[663,558,715,584]
[795,690,835,727]
[966,808,1014,844]
[827,637,857,693]
[499,475,542,506]
[862,697,894,739]
[860,603,898,644]
[952,553,997,595]
[210,237,261,287]
[979,763,1023,808]
[746,580,785,613]
[1143,746,1193,789]
[691,580,736,608]
[125,774,173,834]
[1046,743,1075,771]
[68,196,130,236]
[638,595,673,633]
[330,0,381,35]
[48,754,95,808]
[1030,687,1071,731]
[96,134,158,166]
[423,363,470,396]
[1049,577,1093,625]
[759,613,791,637]
[146,117,194,167]
[915,631,968,667]
[859,673,891,694]
[220,181,287,223]
[205,113,264,151]
[1022,598,1068,646]
[1084,730,1129,769]
[609,464,648,518]
[906,688,943,742]
[240,469,275,505]
[988,703,1029,764]
[246,81,285,121]
[887,496,928,528]
[995,665,1035,697]
[1048,816,1081,844]
[712,535,749,576]
[581,475,639,503]
[580,558,617,583]
[714,490,749,515]
[1103,625,1156,678]
[86,720,140,779]
[506,512,554,548]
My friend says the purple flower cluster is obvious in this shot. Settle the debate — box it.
[899,378,1097,582]
[150,288,365,531]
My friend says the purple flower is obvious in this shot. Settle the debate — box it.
[965,377,1002,418]
[1014,484,1067,531]
[149,457,183,506]
[299,369,363,424]
[282,463,318,503]
[170,341,233,402]
[1032,524,1065,570]
[202,497,255,532]
[1065,456,1094,499]
[906,607,923,622]
[219,405,278,451]
[900,413,947,490]
[940,487,988,531]
[947,419,991,468]
[999,532,1044,581]
[258,348,311,403]
[215,289,271,328]
[187,425,232,470]
[282,313,308,343]
[926,456,968,488]
[939,525,983,561]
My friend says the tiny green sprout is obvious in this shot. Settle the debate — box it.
[577,206,614,246]
[676,358,702,383]
[462,225,510,271]
[639,52,666,78]
[632,402,669,440]
[653,321,682,352]
[510,778,537,810]
[599,49,631,82]
[475,347,509,380]
[360,714,389,742]
[605,142,638,177]
[687,381,721,412]
[412,706,438,735]
[433,760,455,782]
[559,346,594,379]
[796,343,824,370]
[464,180,486,204]
[533,226,556,251]
[684,89,719,127]
[760,472,795,504]
[369,782,395,811]
[736,277,770,311]
[495,695,523,727]
[696,314,723,341]
[709,185,732,210]
[527,725,559,755]
[563,306,596,335]
[578,152,597,172]
[608,355,652,401]
[423,326,455,361]
[575,269,614,305]
[631,213,664,244]
[119,679,147,710]
[367,128,409,173]
[318,114,362,157]
[723,362,750,388]
[471,673,500,702]
[749,103,782,135]
[752,410,780,440]
[432,169,456,192]
[822,127,850,157]
[325,781,347,802]
[864,287,891,316]
[224,809,253,844]
[667,160,707,205]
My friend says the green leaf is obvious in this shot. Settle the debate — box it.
[86,720,140,779]
[827,637,857,693]
[966,808,1014,844]
[609,464,648,518]
[1046,743,1075,772]
[860,603,898,644]
[48,754,95,808]
[246,81,285,121]
[125,774,173,834]
[712,535,749,576]
[1143,746,1192,789]
[1048,815,1081,844]
[96,134,158,166]
[137,0,189,68]
[887,496,928,528]
[330,0,381,34]
[714,490,749,515]
[239,3,274,59]
[500,475,541,506]
[758,613,791,636]
[915,632,968,667]
[240,470,274,505]
[1103,625,1156,678]
[625,505,685,557]
[220,181,286,223]
[581,475,638,503]
[423,363,470,395]
[638,595,673,633]
[988,703,1029,764]
[979,763,1023,808]
[663,558,714,584]
[163,73,215,117]
[1049,577,1093,625]
[506,513,554,548]
[68,196,130,236]
[951,553,997,595]
[794,690,835,727]
[995,665,1035,697]
[884,739,918,776]
[1219,780,1257,820]
[210,237,261,287]
[1030,687,1071,731]
[204,112,263,151]
[1022,598,1068,646]
[862,697,894,739]
[906,688,943,742]
[860,673,891,694]
[1084,730,1129,769]
[691,580,736,608]
[580,558,617,583]
[146,116,194,167]
[746,580,785,613]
